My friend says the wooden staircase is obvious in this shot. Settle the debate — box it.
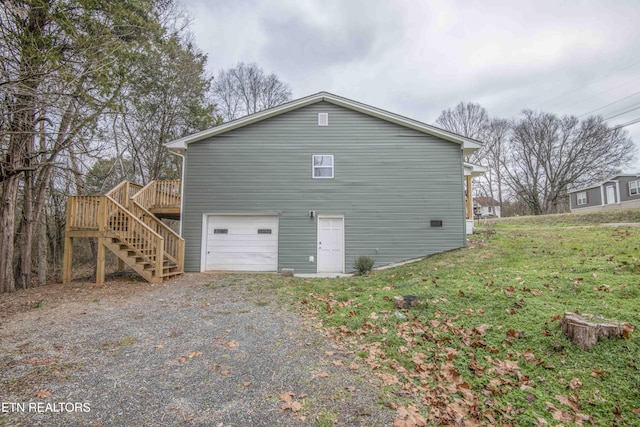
[63,180,184,284]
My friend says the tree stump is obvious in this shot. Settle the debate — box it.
[393,295,421,309]
[560,312,633,350]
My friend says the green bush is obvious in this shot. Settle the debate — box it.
[353,255,375,275]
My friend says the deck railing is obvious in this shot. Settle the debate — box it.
[132,180,181,210]
[65,180,183,283]
[105,197,164,273]
[107,181,143,209]
[66,195,165,275]
[66,196,102,230]
[130,201,184,269]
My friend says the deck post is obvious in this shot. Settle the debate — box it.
[63,198,74,284]
[63,236,73,283]
[96,197,107,284]
[96,238,106,284]
[177,239,185,273]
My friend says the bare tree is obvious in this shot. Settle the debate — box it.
[0,0,166,292]
[480,118,510,215]
[212,62,292,121]
[435,102,497,211]
[435,102,489,142]
[503,110,636,215]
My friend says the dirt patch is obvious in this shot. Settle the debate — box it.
[0,273,392,426]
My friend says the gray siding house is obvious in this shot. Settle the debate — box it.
[569,174,640,212]
[166,92,482,274]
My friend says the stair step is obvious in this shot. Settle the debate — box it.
[99,185,184,284]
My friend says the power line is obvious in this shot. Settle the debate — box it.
[602,105,640,120]
[560,75,640,111]
[578,90,640,117]
[533,59,640,110]
[612,117,640,130]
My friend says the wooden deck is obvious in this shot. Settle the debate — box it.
[63,180,183,284]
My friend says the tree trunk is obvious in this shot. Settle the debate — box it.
[0,177,20,293]
[17,169,35,289]
[38,212,48,285]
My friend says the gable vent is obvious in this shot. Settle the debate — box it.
[318,113,328,126]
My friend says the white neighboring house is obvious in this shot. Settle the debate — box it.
[473,197,501,218]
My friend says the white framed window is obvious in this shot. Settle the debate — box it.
[577,191,587,206]
[318,113,328,126]
[312,155,334,179]
[629,180,640,196]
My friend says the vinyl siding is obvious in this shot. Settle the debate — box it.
[620,176,640,202]
[182,101,466,273]
[571,187,602,210]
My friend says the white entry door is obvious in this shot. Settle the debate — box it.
[317,216,344,273]
[606,185,616,204]
[205,215,278,271]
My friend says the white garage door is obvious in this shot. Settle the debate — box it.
[205,215,278,271]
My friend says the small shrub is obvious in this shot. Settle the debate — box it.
[353,256,375,275]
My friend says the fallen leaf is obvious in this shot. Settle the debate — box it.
[379,372,401,385]
[506,329,524,338]
[281,396,303,413]
[345,386,356,392]
[473,324,492,336]
[317,371,329,378]
[568,378,582,390]
[279,392,294,403]
[523,349,543,365]
[394,405,426,427]
[227,341,239,348]
[188,351,202,359]
[220,369,229,376]
[555,394,580,411]
[332,360,344,366]
[591,369,603,378]
[348,363,360,371]
[325,351,335,356]
[35,390,52,398]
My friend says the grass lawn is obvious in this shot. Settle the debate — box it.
[278,210,640,426]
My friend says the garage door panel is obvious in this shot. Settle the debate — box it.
[205,215,278,271]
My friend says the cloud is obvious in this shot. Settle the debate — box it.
[182,0,640,160]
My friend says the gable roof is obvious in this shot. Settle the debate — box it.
[165,91,483,155]
[474,196,499,205]
[568,173,640,194]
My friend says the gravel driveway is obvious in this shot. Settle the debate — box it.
[0,273,393,426]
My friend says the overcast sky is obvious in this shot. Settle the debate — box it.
[183,0,640,170]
